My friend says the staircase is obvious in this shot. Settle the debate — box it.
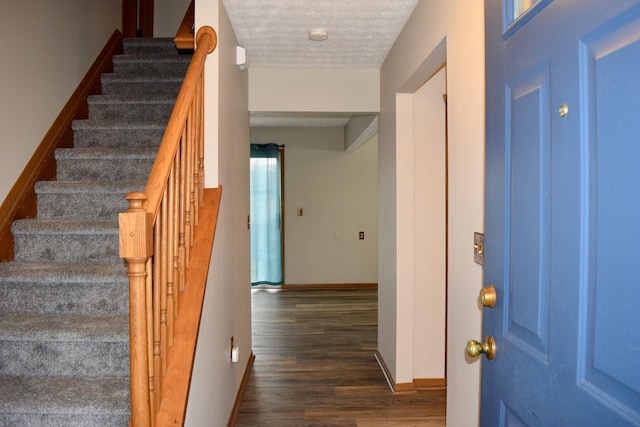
[0,38,191,426]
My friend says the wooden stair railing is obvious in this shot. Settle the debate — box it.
[174,0,195,50]
[119,25,217,427]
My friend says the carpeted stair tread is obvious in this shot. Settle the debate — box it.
[54,148,156,182]
[12,220,120,263]
[72,119,168,130]
[112,55,190,76]
[87,94,178,104]
[123,37,178,54]
[71,120,167,148]
[0,376,129,417]
[37,194,141,217]
[35,181,145,220]
[12,219,119,235]
[101,74,185,97]
[0,313,128,342]
[0,313,129,377]
[55,147,158,160]
[35,181,146,219]
[101,74,187,83]
[87,95,176,121]
[0,262,127,283]
[54,147,158,181]
[113,53,190,62]
[0,262,128,316]
[35,181,145,194]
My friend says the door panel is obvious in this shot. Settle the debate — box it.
[506,64,551,361]
[484,0,640,425]
[580,13,640,414]
[502,402,529,427]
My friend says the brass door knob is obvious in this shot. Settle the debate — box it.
[480,285,496,308]
[467,336,496,360]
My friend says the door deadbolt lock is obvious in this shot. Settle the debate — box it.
[467,336,496,360]
[480,285,496,308]
[559,103,569,117]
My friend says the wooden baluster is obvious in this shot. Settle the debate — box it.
[173,149,183,298]
[182,125,192,268]
[152,212,162,410]
[167,164,176,338]
[145,257,155,423]
[190,100,199,228]
[188,105,197,244]
[197,75,205,208]
[190,102,199,228]
[179,130,187,289]
[119,192,153,427]
[160,191,169,374]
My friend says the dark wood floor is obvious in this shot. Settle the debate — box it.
[234,289,446,426]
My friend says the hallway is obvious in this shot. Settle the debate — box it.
[234,289,446,426]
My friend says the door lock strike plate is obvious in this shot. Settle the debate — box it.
[474,232,484,265]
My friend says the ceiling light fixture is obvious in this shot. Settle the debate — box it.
[309,28,328,41]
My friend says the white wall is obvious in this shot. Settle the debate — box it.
[251,127,378,286]
[154,0,191,38]
[187,0,251,425]
[394,76,447,384]
[379,1,484,425]
[249,67,379,113]
[0,0,121,205]
[191,0,484,424]
[413,67,447,381]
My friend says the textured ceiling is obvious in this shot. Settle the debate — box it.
[223,0,419,69]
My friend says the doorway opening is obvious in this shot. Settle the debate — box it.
[392,64,448,387]
[249,143,284,287]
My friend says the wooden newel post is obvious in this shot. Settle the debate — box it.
[119,192,154,427]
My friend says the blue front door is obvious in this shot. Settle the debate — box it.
[483,0,640,424]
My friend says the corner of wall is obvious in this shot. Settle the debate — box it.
[186,1,251,425]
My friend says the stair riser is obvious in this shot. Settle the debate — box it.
[73,127,164,149]
[123,38,178,55]
[0,282,128,315]
[0,413,131,427]
[101,80,182,97]
[14,234,119,263]
[37,193,135,220]
[88,101,173,121]
[0,341,129,377]
[113,60,189,75]
[56,159,154,182]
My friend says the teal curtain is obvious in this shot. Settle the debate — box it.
[250,144,283,286]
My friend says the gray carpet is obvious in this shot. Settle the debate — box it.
[0,37,190,426]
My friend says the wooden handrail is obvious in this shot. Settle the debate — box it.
[119,25,217,427]
[174,0,195,50]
